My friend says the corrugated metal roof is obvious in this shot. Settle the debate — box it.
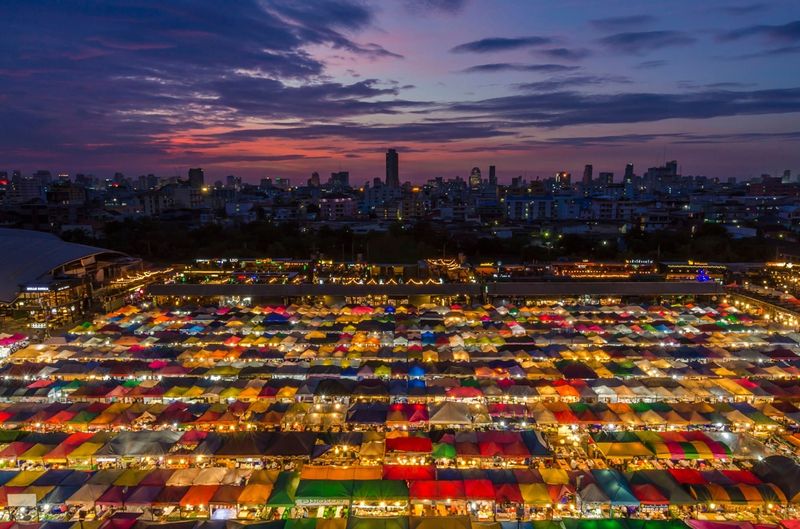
[0,228,124,303]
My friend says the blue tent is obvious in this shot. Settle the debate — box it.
[591,469,639,507]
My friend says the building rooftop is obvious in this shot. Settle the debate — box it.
[0,228,126,303]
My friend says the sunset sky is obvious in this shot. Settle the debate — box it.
[2,0,800,183]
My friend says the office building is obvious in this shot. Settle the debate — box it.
[469,167,482,189]
[582,164,593,186]
[188,168,204,189]
[386,149,400,188]
[330,171,350,188]
[555,171,571,191]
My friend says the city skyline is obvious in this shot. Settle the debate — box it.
[2,1,800,182]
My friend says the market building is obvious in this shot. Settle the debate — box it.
[0,228,142,331]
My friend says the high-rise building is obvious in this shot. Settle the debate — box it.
[386,149,399,188]
[488,165,497,186]
[555,171,571,190]
[598,172,614,188]
[188,167,204,189]
[308,172,321,187]
[624,163,634,183]
[623,163,635,199]
[330,171,350,188]
[226,174,241,190]
[469,167,482,189]
[582,164,593,186]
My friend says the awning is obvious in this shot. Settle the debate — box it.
[295,479,353,504]
[266,472,300,507]
[519,483,551,505]
[351,480,409,502]
[409,480,465,501]
[179,485,218,508]
[237,483,273,505]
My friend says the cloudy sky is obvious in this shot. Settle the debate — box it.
[2,0,800,183]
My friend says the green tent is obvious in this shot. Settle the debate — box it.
[569,402,590,414]
[648,401,672,413]
[295,479,353,504]
[432,442,456,460]
[68,410,99,424]
[0,430,24,443]
[266,471,300,507]
[744,410,780,427]
[351,480,408,502]
[628,402,652,413]
[531,523,563,529]
[592,431,640,444]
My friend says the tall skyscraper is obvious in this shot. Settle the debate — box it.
[582,164,593,186]
[623,163,635,199]
[624,163,634,183]
[598,172,614,188]
[385,149,399,187]
[330,171,350,188]
[308,171,321,187]
[488,165,497,186]
[555,171,571,190]
[188,167,204,189]
[469,167,482,189]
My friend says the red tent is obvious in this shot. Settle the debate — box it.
[409,480,465,501]
[668,468,705,485]
[632,484,669,504]
[0,442,33,458]
[478,442,503,458]
[503,441,530,457]
[495,483,523,504]
[553,409,579,424]
[385,436,432,453]
[464,479,495,500]
[721,470,762,485]
[0,486,26,508]
[446,387,483,399]
[382,465,435,481]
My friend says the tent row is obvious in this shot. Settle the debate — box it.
[0,398,790,432]
[6,368,800,403]
[14,337,800,366]
[0,460,798,511]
